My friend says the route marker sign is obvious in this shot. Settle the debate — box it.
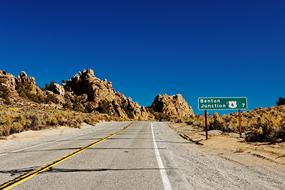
[198,97,248,140]
[198,97,248,110]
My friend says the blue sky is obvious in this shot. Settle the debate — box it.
[0,0,284,114]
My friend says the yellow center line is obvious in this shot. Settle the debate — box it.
[0,122,133,190]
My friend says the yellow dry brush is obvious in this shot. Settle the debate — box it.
[0,104,119,137]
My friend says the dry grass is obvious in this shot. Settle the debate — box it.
[183,106,285,143]
[0,102,124,137]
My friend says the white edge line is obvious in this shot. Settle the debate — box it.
[151,122,172,190]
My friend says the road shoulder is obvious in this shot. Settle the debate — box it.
[169,122,285,168]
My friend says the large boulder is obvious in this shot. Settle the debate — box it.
[151,94,194,121]
[15,71,45,98]
[0,70,18,100]
[64,69,113,100]
[46,82,65,96]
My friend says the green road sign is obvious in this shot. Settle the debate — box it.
[198,97,248,110]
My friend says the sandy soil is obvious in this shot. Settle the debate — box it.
[0,123,93,145]
[170,123,285,167]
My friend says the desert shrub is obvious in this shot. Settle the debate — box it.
[274,124,285,142]
[208,112,234,132]
[65,119,81,128]
[73,102,86,112]
[3,98,12,105]
[14,115,26,126]
[1,115,13,125]
[245,118,285,143]
[185,119,194,125]
[223,116,232,123]
[55,115,66,125]
[18,90,28,99]
[46,116,58,126]
[44,83,51,90]
[85,102,95,113]
[0,111,26,135]
[209,119,223,131]
[0,102,104,137]
[44,81,55,91]
[29,115,41,130]
[45,93,62,104]
[210,121,235,132]
[63,99,73,110]
[83,117,98,125]
[28,94,44,103]
[276,97,285,106]
[10,122,25,134]
[0,125,11,136]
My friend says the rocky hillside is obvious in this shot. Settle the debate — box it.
[151,94,194,122]
[0,69,194,123]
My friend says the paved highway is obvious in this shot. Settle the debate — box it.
[0,122,284,190]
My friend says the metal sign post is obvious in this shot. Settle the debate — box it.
[238,110,242,138]
[198,97,248,140]
[204,110,208,140]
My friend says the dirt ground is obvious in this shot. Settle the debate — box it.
[0,123,94,145]
[170,123,285,167]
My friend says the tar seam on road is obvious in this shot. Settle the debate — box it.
[0,153,8,157]
[151,123,173,190]
[0,123,133,190]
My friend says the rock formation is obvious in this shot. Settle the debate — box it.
[151,94,194,121]
[0,70,17,99]
[15,71,46,98]
[47,82,65,96]
[0,69,193,122]
[62,69,153,120]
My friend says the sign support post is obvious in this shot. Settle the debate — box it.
[204,110,208,140]
[238,110,242,138]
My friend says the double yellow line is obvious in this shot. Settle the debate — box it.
[0,123,132,190]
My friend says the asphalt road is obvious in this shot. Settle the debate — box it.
[0,122,284,190]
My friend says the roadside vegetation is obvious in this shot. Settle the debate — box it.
[276,97,285,106]
[0,98,124,137]
[184,105,285,143]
